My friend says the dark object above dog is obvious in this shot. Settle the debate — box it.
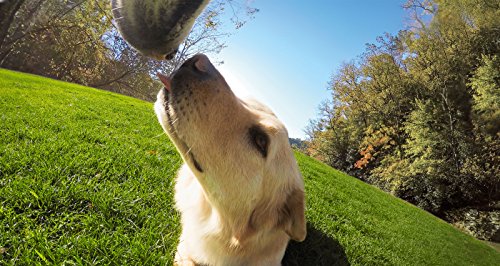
[111,0,210,60]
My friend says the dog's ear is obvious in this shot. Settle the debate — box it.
[240,188,306,244]
[280,188,307,242]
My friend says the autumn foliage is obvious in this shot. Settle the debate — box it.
[305,0,499,217]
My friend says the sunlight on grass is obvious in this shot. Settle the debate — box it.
[0,69,182,264]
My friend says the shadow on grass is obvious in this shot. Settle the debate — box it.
[283,223,349,266]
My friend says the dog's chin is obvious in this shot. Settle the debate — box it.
[156,87,204,173]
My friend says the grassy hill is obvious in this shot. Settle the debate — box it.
[1,68,498,265]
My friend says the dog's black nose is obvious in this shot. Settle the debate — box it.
[182,54,215,74]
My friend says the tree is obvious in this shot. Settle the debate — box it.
[0,0,26,49]
[469,55,500,136]
[306,0,499,217]
[0,0,258,101]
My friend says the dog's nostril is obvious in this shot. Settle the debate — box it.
[180,54,213,73]
[165,51,176,60]
[192,54,211,73]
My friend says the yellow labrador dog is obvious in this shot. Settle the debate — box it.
[154,54,306,266]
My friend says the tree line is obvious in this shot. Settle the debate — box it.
[0,0,257,101]
[304,0,499,219]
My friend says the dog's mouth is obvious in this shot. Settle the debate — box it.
[160,85,204,173]
[156,54,226,174]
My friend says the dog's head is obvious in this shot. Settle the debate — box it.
[155,54,306,242]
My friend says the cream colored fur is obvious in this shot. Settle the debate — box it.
[154,54,306,266]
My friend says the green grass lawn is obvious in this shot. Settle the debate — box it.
[1,68,498,265]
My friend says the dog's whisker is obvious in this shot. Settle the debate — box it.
[185,145,193,156]
[153,132,166,138]
[170,117,180,125]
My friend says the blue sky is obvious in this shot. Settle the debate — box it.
[216,0,408,139]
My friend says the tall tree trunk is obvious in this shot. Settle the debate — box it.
[0,0,25,49]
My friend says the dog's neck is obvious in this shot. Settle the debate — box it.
[200,175,252,217]
[189,169,274,247]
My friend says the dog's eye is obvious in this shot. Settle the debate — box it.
[249,125,269,158]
